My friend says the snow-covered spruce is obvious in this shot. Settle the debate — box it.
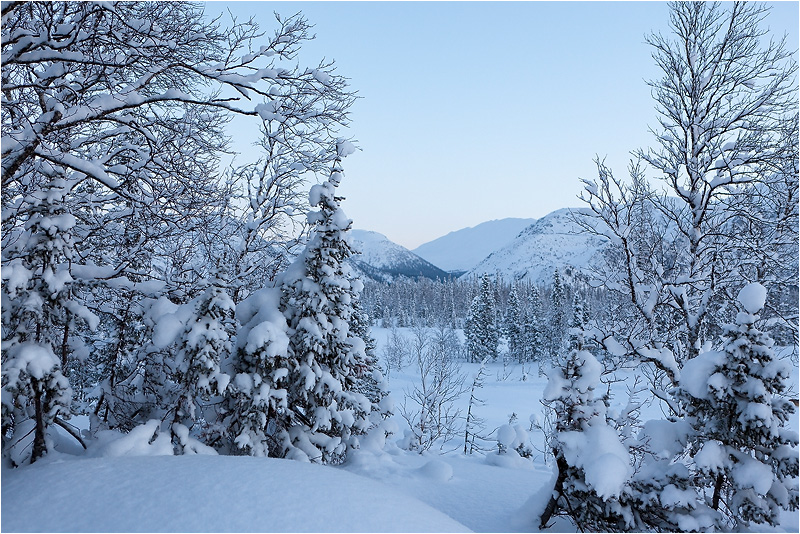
[278,148,376,463]
[539,300,633,531]
[674,283,799,529]
[220,287,290,457]
[504,285,525,363]
[2,179,80,465]
[522,284,544,363]
[168,277,234,453]
[465,274,499,363]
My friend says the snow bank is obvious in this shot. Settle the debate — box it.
[1,455,469,532]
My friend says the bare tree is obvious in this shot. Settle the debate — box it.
[400,324,466,452]
[1,2,354,461]
[578,0,797,372]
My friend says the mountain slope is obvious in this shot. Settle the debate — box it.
[465,208,609,284]
[350,230,450,282]
[413,218,536,273]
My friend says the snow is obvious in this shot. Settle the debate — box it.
[3,326,797,533]
[1,456,468,533]
[558,423,632,500]
[639,419,690,460]
[3,342,60,381]
[738,282,767,314]
[413,218,536,273]
[416,458,454,481]
[678,349,726,399]
[497,424,518,447]
[732,454,774,495]
[464,208,610,284]
[694,440,725,473]
[337,139,356,157]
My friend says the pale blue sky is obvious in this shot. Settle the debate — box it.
[213,1,799,249]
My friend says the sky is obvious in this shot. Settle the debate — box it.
[212,1,799,250]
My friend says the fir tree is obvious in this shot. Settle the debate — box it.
[505,285,525,363]
[170,276,234,453]
[539,304,632,531]
[222,286,290,457]
[548,268,568,359]
[524,285,544,363]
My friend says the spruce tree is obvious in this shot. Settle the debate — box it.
[170,276,234,453]
[222,286,291,457]
[1,179,77,465]
[504,285,525,363]
[674,283,799,529]
[548,269,568,359]
[465,275,499,363]
[279,148,372,463]
[524,285,544,363]
[539,301,632,531]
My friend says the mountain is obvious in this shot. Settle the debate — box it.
[350,229,451,282]
[464,208,610,284]
[412,218,536,273]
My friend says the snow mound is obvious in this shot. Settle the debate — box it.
[1,456,469,532]
[737,282,767,314]
[416,459,454,482]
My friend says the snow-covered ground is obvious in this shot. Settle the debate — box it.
[2,326,798,532]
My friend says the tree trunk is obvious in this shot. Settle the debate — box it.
[30,379,47,463]
[539,451,569,528]
[60,316,70,375]
[712,472,724,510]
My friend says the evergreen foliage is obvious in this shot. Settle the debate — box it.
[465,275,499,362]
[504,285,525,363]
[279,152,372,463]
[674,284,799,529]
[2,179,78,464]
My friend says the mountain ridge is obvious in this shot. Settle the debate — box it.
[349,229,451,282]
[412,218,536,273]
[464,207,610,284]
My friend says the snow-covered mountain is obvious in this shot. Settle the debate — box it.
[350,229,450,282]
[412,218,536,274]
[465,208,610,284]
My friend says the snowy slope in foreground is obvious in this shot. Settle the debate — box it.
[413,218,536,273]
[466,208,608,283]
[1,455,468,533]
[350,229,450,281]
